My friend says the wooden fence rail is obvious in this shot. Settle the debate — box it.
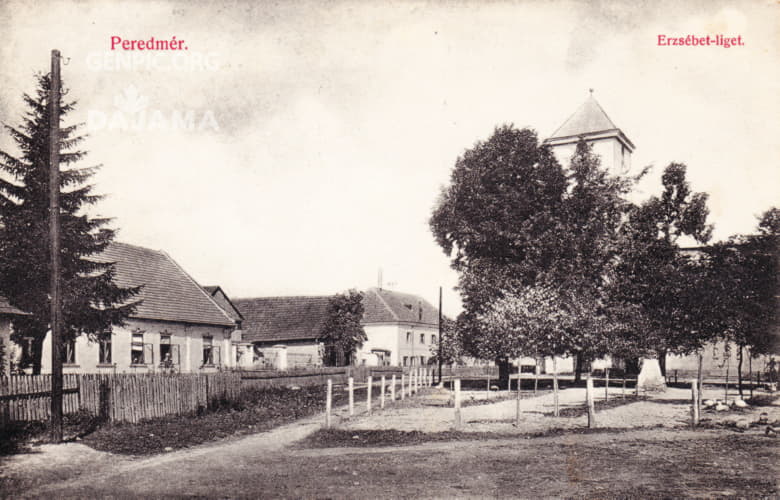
[0,372,241,425]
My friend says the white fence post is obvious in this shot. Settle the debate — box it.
[586,375,596,428]
[348,376,354,417]
[367,375,373,416]
[454,378,462,428]
[380,375,386,408]
[391,374,396,401]
[691,378,700,427]
[401,373,405,400]
[325,378,332,428]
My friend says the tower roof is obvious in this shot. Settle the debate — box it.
[545,93,634,151]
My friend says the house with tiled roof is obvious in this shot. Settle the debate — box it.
[37,242,240,374]
[232,296,330,369]
[357,288,440,367]
[234,288,441,368]
[1,295,28,376]
[543,91,634,175]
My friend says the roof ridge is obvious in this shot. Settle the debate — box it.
[159,250,236,326]
[370,288,400,321]
[234,295,331,301]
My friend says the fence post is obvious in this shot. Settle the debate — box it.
[454,378,461,429]
[348,376,354,417]
[605,368,609,402]
[486,374,491,400]
[325,379,332,429]
[400,373,405,400]
[380,375,386,409]
[622,376,626,399]
[367,375,373,416]
[691,378,699,428]
[515,371,522,427]
[586,375,596,428]
[391,374,396,401]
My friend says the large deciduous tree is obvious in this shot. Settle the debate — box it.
[613,162,713,376]
[431,126,637,387]
[320,289,367,366]
[0,74,140,373]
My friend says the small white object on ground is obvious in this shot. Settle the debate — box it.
[734,399,748,408]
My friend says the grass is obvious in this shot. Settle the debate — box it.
[1,384,365,456]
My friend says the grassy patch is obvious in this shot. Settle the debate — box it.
[78,385,334,455]
[298,425,645,449]
[548,394,644,417]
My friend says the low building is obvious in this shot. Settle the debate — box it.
[233,296,329,369]
[37,242,239,374]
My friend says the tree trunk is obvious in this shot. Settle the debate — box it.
[658,349,667,377]
[737,345,744,399]
[31,335,45,375]
[497,357,510,390]
[697,352,704,413]
[574,352,583,383]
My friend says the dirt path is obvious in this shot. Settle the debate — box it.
[4,385,778,498]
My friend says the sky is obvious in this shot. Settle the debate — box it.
[1,0,778,317]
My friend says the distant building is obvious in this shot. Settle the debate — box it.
[35,242,240,374]
[233,296,330,369]
[234,288,442,369]
[358,288,439,367]
[543,91,634,175]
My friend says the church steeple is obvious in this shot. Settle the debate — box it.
[543,91,635,174]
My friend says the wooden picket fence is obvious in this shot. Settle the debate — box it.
[0,372,241,425]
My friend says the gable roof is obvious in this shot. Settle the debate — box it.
[363,288,439,326]
[545,94,635,151]
[234,296,331,343]
[92,242,235,327]
[202,285,244,321]
[0,296,28,316]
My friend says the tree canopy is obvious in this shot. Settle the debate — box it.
[319,289,367,366]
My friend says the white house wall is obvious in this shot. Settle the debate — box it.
[358,323,439,367]
[39,318,234,374]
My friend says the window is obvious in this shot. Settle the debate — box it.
[131,332,145,364]
[403,356,408,367]
[431,335,436,345]
[98,333,112,364]
[202,336,213,365]
[420,356,425,365]
[420,333,425,344]
[160,334,172,365]
[62,339,76,364]
[406,332,412,344]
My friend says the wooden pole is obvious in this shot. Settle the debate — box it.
[586,375,595,428]
[486,374,490,400]
[380,375,385,408]
[515,371,522,427]
[367,375,373,415]
[725,356,730,403]
[325,379,332,428]
[348,376,354,417]
[400,373,405,400]
[454,378,461,428]
[691,378,699,427]
[749,355,753,399]
[605,368,610,402]
[553,357,559,417]
[622,376,626,399]
[391,374,396,401]
[437,286,443,384]
[48,49,63,444]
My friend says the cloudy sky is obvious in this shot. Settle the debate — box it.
[1,0,778,316]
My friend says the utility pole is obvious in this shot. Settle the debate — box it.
[49,49,63,443]
[437,286,442,384]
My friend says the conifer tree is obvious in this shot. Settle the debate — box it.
[0,74,140,373]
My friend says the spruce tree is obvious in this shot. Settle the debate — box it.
[0,74,140,373]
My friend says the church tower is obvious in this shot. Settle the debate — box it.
[543,91,634,175]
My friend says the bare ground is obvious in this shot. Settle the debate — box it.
[2,385,778,499]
